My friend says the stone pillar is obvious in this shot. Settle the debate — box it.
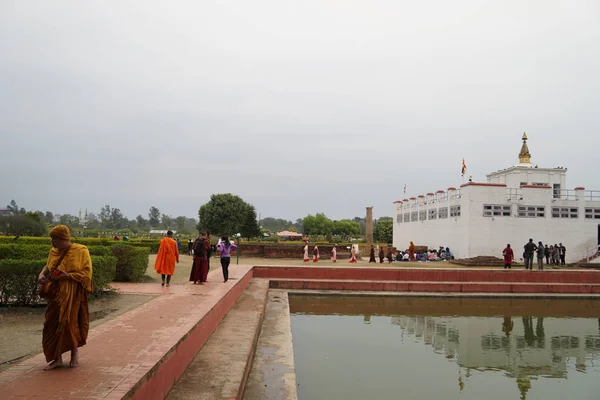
[366,207,374,247]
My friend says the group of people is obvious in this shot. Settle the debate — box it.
[154,230,238,285]
[302,243,360,263]
[503,239,567,270]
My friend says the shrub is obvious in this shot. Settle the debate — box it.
[0,255,117,306]
[0,236,162,253]
[0,259,40,305]
[0,216,47,236]
[0,244,112,260]
[91,255,117,296]
[111,245,151,282]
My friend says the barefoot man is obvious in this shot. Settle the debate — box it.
[155,230,179,286]
[38,225,93,370]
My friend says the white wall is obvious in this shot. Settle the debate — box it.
[393,184,600,262]
[487,167,567,190]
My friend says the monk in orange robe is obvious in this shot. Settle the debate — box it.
[38,225,93,370]
[155,230,179,286]
[408,241,415,261]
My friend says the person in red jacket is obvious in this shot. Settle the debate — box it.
[503,244,514,269]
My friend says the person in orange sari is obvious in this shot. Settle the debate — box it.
[408,241,415,261]
[37,225,93,370]
[155,230,179,286]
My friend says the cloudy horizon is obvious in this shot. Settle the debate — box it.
[1,0,599,222]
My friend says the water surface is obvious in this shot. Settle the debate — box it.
[289,296,600,400]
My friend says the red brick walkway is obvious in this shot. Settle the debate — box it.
[0,265,254,400]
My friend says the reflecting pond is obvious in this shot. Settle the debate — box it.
[289,296,600,400]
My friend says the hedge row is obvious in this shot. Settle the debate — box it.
[0,237,162,253]
[0,255,117,306]
[0,244,113,260]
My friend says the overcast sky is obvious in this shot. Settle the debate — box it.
[1,1,599,222]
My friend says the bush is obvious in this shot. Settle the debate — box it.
[91,255,117,295]
[111,245,150,282]
[0,255,117,306]
[0,236,163,253]
[0,216,47,236]
[0,244,112,260]
[0,259,40,305]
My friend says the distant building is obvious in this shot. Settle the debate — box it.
[149,230,177,235]
[393,134,600,263]
[0,208,11,216]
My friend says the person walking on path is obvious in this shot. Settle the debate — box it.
[523,239,537,270]
[331,245,337,263]
[559,243,566,265]
[206,233,215,272]
[386,248,394,263]
[369,245,376,263]
[408,241,415,261]
[536,241,545,270]
[216,236,237,282]
[303,243,309,262]
[187,239,194,256]
[155,230,179,286]
[503,244,514,269]
[544,244,550,265]
[38,225,93,370]
[379,246,385,263]
[190,233,209,284]
[349,246,357,263]
[312,244,320,262]
[552,244,560,265]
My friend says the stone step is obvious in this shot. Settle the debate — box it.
[166,279,269,400]
[253,265,600,284]
[269,278,600,294]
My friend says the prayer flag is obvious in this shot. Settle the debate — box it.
[461,159,467,176]
[404,184,407,194]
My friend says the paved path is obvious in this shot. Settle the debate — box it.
[0,265,254,400]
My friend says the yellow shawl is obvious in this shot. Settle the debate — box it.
[46,243,93,326]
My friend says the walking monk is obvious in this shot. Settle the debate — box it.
[155,230,179,286]
[408,241,415,261]
[38,225,93,370]
[190,232,210,284]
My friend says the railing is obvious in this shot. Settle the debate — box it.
[450,190,461,200]
[437,193,448,202]
[585,244,600,262]
[506,188,522,201]
[585,190,600,202]
[558,189,577,201]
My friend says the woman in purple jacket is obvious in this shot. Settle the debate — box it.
[217,236,237,282]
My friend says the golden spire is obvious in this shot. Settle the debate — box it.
[518,132,531,164]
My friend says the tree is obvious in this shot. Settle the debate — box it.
[85,212,100,229]
[136,215,149,231]
[373,218,393,243]
[352,216,366,235]
[198,193,260,238]
[303,213,334,236]
[99,205,111,227]
[333,219,361,238]
[0,215,47,236]
[260,217,293,232]
[110,208,127,229]
[45,211,54,223]
[161,214,173,229]
[174,216,187,232]
[148,206,161,227]
[6,200,25,216]
[59,214,80,227]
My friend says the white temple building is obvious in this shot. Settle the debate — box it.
[392,134,600,263]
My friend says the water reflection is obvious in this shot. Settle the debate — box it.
[290,296,600,400]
